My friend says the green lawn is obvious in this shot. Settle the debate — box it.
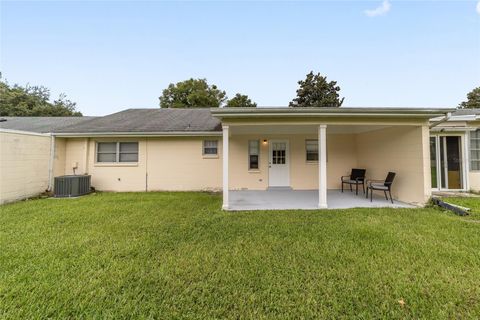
[440,196,480,220]
[1,192,479,319]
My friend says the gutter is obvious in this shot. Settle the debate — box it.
[52,131,223,138]
[429,112,452,129]
[211,107,454,119]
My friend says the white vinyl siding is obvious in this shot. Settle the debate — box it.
[97,142,138,163]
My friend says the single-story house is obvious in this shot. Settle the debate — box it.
[1,108,479,209]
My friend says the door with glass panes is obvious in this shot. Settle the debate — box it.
[430,135,464,190]
[268,140,290,187]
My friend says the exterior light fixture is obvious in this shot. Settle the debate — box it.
[263,139,268,144]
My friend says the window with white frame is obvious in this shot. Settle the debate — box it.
[248,140,259,170]
[306,140,319,162]
[97,142,138,163]
[471,130,480,171]
[203,140,218,155]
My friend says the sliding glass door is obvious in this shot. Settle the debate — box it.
[430,135,464,190]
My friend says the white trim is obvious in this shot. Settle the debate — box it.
[318,125,328,208]
[430,127,478,132]
[463,132,470,190]
[222,125,229,210]
[0,128,50,137]
[53,131,222,137]
[211,107,451,119]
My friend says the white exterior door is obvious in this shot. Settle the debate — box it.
[268,140,290,187]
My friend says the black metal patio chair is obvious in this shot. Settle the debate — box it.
[366,172,396,203]
[341,168,367,195]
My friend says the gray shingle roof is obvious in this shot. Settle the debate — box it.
[0,116,97,133]
[452,109,480,116]
[53,108,222,133]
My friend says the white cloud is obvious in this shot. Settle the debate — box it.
[364,0,391,17]
[477,1,480,15]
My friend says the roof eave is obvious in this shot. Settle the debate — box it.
[52,131,222,137]
[210,107,454,119]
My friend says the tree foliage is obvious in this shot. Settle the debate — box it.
[159,78,227,108]
[458,87,480,109]
[0,76,81,116]
[226,93,257,108]
[289,71,344,108]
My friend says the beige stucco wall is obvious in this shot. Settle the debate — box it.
[470,172,480,192]
[356,125,431,205]
[0,130,51,204]
[228,133,357,190]
[147,137,222,191]
[53,137,66,177]
[61,136,223,192]
[64,138,89,175]
[59,125,430,205]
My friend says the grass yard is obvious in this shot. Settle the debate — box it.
[440,196,480,221]
[1,192,479,319]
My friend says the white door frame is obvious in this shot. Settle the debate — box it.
[430,133,468,191]
[268,140,290,187]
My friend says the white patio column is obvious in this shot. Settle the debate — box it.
[222,125,229,210]
[318,124,328,208]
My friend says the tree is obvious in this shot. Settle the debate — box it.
[225,93,257,108]
[458,87,480,109]
[0,76,82,116]
[159,78,227,108]
[289,71,344,108]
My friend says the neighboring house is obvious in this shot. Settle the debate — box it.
[430,109,480,192]
[1,108,479,208]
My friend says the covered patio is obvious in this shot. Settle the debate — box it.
[229,189,414,210]
[210,107,447,210]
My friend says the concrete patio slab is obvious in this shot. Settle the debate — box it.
[228,189,415,211]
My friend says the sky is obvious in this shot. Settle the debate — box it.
[1,1,479,116]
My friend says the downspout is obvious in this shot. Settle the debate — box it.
[84,138,90,174]
[47,134,55,192]
[429,112,452,129]
[145,138,148,192]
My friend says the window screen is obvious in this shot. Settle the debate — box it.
[97,142,117,162]
[306,140,319,161]
[97,142,139,163]
[203,140,218,155]
[249,140,259,169]
[471,130,480,171]
[119,142,139,162]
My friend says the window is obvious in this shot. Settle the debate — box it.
[97,142,117,162]
[203,140,218,155]
[119,142,139,162]
[471,130,480,171]
[248,140,259,169]
[272,142,286,164]
[97,142,138,163]
[306,140,319,162]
